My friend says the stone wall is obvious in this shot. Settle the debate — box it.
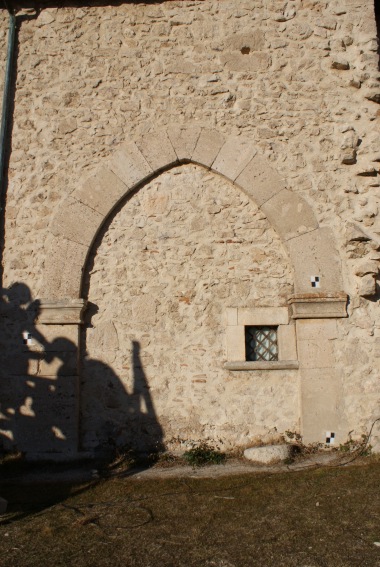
[0,0,379,457]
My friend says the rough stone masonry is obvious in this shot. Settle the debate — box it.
[0,0,379,459]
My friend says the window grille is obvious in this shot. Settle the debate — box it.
[245,326,278,362]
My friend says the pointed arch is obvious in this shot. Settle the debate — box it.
[43,126,343,299]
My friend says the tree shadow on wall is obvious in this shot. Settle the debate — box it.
[0,283,163,465]
[81,340,163,459]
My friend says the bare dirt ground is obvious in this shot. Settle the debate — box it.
[1,455,380,567]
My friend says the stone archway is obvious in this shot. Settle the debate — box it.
[42,126,344,299]
[34,127,348,458]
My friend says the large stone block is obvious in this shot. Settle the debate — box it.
[289,294,348,319]
[300,368,346,445]
[297,337,335,369]
[261,189,318,241]
[287,228,343,293]
[220,52,271,72]
[226,325,245,361]
[244,444,290,464]
[37,299,87,325]
[225,31,265,52]
[192,129,226,168]
[212,136,257,181]
[166,125,202,161]
[235,154,285,206]
[237,307,289,326]
[51,197,103,247]
[43,236,88,299]
[135,130,178,172]
[74,167,128,217]
[295,319,338,341]
[109,141,153,189]
[277,324,298,361]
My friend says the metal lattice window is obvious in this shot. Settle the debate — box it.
[245,326,278,362]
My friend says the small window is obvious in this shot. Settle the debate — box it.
[245,326,278,362]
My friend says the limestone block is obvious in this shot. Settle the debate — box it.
[132,295,158,324]
[34,325,79,349]
[297,337,334,369]
[226,325,245,361]
[235,154,285,206]
[166,125,202,161]
[354,261,379,276]
[166,59,197,74]
[220,52,271,73]
[51,197,103,247]
[244,444,290,464]
[261,189,318,241]
[295,319,338,341]
[300,368,344,445]
[192,129,226,168]
[74,167,128,217]
[288,293,348,319]
[43,236,88,299]
[37,299,87,325]
[109,141,153,189]
[287,228,343,293]
[135,130,178,172]
[225,361,299,371]
[237,307,289,326]
[331,57,350,70]
[88,320,119,363]
[225,307,238,326]
[212,136,257,182]
[38,351,78,377]
[225,31,265,52]
[278,324,297,360]
[364,90,380,104]
[358,273,377,297]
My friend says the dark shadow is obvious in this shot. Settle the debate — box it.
[80,338,163,458]
[0,282,163,465]
[375,0,380,70]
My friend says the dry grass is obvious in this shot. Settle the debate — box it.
[1,459,380,566]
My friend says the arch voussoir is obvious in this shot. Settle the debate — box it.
[235,153,284,206]
[211,135,257,181]
[261,189,319,242]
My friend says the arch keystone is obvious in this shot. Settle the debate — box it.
[135,131,178,172]
[166,125,202,161]
[191,129,225,167]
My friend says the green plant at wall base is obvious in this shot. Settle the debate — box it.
[339,433,372,456]
[183,440,226,467]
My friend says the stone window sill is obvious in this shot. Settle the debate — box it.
[224,360,299,371]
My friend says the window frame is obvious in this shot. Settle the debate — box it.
[224,307,299,371]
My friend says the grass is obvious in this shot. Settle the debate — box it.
[1,459,380,566]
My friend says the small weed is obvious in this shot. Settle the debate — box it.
[183,440,226,467]
[338,433,372,456]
